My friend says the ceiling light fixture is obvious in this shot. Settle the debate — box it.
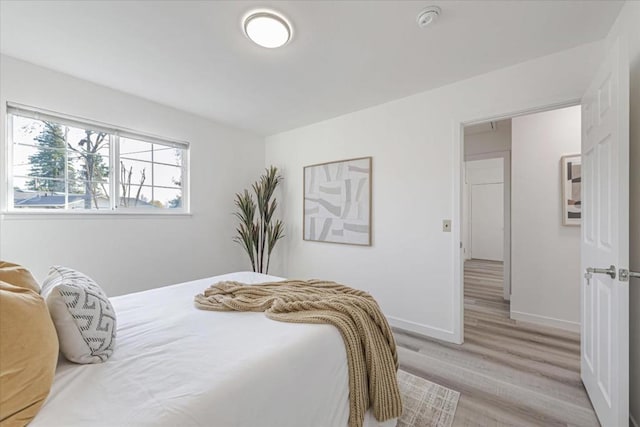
[243,10,292,49]
[417,6,441,28]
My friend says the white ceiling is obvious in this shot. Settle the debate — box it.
[0,1,623,136]
[465,119,510,136]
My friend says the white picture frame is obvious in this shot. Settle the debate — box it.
[303,157,372,245]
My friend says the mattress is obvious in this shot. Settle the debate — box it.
[32,272,397,427]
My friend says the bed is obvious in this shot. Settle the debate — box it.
[31,272,398,427]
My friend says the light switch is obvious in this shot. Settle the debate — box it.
[443,220,451,232]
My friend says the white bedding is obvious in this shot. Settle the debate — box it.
[33,272,397,427]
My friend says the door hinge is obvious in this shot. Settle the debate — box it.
[619,268,640,282]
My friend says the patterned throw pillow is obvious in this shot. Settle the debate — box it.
[41,266,116,364]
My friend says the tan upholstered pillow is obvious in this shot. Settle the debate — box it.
[0,261,40,294]
[0,281,59,426]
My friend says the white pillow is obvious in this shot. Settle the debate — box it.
[41,266,116,364]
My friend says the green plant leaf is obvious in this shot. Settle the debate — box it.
[233,166,284,274]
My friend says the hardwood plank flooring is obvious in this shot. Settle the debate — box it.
[394,259,599,426]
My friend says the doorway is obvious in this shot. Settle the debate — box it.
[462,120,511,301]
[454,104,597,424]
[450,39,630,426]
[462,105,583,333]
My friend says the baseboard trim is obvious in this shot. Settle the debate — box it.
[631,412,639,427]
[387,315,458,344]
[510,310,580,333]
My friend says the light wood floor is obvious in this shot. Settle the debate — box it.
[394,259,599,426]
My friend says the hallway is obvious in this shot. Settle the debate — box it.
[395,259,599,426]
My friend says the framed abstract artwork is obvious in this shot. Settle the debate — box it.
[561,154,581,226]
[303,157,371,245]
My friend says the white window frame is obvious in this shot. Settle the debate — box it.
[4,103,190,215]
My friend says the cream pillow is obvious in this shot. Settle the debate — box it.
[0,281,59,426]
[41,266,117,364]
[0,261,40,294]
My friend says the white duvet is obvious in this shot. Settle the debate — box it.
[32,272,397,427]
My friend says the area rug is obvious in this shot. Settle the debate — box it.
[397,370,460,427]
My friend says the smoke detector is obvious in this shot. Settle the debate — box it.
[417,6,441,28]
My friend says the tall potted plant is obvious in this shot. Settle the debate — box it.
[233,166,284,274]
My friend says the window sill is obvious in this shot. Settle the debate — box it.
[1,210,193,220]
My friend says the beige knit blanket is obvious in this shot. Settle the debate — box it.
[194,279,402,427]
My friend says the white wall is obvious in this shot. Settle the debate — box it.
[265,41,604,342]
[0,55,265,296]
[464,120,512,159]
[602,1,640,423]
[465,159,504,185]
[510,106,582,332]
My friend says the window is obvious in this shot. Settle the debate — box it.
[7,105,188,213]
[119,137,183,209]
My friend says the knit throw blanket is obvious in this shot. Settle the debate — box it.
[194,280,403,427]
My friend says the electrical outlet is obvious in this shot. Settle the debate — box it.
[443,219,451,232]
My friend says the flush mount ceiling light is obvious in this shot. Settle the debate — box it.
[417,6,441,28]
[243,10,292,48]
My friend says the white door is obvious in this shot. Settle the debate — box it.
[581,37,629,427]
[471,183,504,261]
